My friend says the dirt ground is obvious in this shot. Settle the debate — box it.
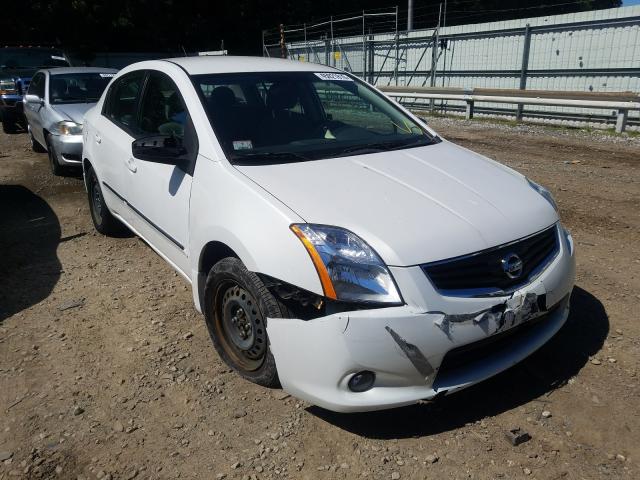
[1,118,639,480]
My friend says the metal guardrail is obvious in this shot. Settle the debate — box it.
[379,86,640,133]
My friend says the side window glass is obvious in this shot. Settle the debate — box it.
[105,71,145,130]
[314,80,395,134]
[138,71,187,138]
[29,73,45,98]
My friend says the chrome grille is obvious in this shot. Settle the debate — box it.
[422,225,559,295]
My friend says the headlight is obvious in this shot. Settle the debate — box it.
[55,121,83,136]
[527,178,557,211]
[290,224,402,304]
[0,78,17,95]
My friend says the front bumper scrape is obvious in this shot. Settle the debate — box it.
[267,289,571,413]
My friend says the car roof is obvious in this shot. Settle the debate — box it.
[45,67,118,75]
[162,56,337,75]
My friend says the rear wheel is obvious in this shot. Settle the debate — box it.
[86,165,127,236]
[204,257,289,387]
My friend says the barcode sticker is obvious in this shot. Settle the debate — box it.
[99,73,116,78]
[314,72,352,82]
[233,140,253,150]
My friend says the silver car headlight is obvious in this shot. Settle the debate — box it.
[291,224,402,304]
[55,120,83,136]
[527,178,557,211]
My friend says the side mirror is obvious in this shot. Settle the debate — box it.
[24,94,43,105]
[132,134,188,164]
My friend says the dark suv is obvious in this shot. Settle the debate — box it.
[0,47,70,133]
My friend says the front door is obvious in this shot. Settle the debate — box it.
[124,70,195,276]
[24,72,46,145]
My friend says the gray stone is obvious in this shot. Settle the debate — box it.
[425,453,439,464]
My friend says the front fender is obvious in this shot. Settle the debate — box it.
[188,158,324,311]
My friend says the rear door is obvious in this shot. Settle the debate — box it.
[123,70,195,275]
[90,70,146,223]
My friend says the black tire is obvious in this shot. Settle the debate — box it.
[45,134,66,176]
[29,128,46,153]
[203,257,290,388]
[86,165,127,236]
[2,114,17,134]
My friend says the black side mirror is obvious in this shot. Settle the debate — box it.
[132,134,187,164]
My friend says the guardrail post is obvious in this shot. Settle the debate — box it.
[616,109,628,133]
[516,24,532,121]
[465,100,475,119]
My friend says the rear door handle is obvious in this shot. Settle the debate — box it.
[126,157,137,173]
[94,134,101,144]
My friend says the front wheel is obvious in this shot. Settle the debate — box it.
[86,166,127,236]
[203,257,289,387]
[46,134,66,176]
[29,127,46,152]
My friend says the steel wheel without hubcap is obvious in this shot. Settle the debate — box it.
[85,166,127,236]
[90,174,104,225]
[204,256,285,387]
[218,282,267,371]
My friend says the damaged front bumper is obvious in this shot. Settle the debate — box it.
[267,224,576,413]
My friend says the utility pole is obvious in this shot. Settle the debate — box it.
[408,0,414,31]
[279,24,286,59]
[395,5,399,85]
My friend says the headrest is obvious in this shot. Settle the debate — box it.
[209,86,236,109]
[50,78,67,97]
[266,82,299,111]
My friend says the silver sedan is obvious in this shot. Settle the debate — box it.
[23,67,117,175]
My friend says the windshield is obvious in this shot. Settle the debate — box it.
[192,71,439,164]
[0,49,69,70]
[49,72,114,104]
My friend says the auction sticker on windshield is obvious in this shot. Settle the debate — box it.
[99,73,116,78]
[314,72,352,81]
[233,140,253,150]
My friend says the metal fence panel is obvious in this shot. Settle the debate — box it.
[269,5,640,128]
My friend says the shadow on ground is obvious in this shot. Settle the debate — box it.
[0,185,61,322]
[308,286,608,438]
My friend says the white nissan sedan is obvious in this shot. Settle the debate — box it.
[82,57,575,412]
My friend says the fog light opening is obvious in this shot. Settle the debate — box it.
[348,371,376,393]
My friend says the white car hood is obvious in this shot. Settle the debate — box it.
[51,103,96,124]
[236,141,559,266]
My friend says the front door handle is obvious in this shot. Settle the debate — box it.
[126,157,137,173]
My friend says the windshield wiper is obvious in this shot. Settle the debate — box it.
[231,151,310,165]
[333,137,436,157]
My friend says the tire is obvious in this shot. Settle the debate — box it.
[86,165,127,236]
[29,128,46,153]
[45,134,66,176]
[203,257,290,388]
[2,114,17,134]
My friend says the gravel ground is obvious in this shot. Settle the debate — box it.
[1,118,639,480]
